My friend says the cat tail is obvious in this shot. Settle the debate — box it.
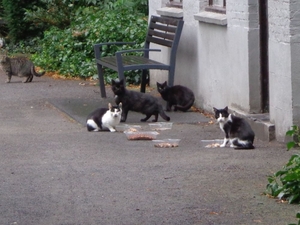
[31,66,45,77]
[233,139,255,150]
[175,97,195,112]
[158,105,170,121]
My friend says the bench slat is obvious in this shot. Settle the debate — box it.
[148,29,175,41]
[150,22,177,33]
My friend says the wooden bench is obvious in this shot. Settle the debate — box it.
[94,15,184,98]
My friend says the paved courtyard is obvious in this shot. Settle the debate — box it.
[0,72,298,224]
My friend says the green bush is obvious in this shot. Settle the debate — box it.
[266,125,300,224]
[266,125,300,204]
[2,0,44,42]
[31,6,148,84]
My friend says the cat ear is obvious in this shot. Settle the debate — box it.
[163,81,167,85]
[119,102,122,109]
[224,106,228,111]
[108,103,112,109]
[112,79,116,85]
[213,107,218,112]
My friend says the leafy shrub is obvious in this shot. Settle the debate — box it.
[31,6,148,84]
[24,0,104,30]
[2,0,44,42]
[266,125,300,224]
[266,125,300,204]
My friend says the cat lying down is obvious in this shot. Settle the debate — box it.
[157,81,195,112]
[213,106,255,149]
[112,79,170,122]
[86,103,122,132]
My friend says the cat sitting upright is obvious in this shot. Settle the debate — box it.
[112,79,170,122]
[157,81,195,112]
[213,106,255,149]
[0,55,45,83]
[86,103,122,132]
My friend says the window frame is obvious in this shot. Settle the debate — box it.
[166,0,183,9]
[206,0,226,14]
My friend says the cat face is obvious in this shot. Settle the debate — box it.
[156,81,168,93]
[111,79,125,95]
[213,106,229,123]
[108,102,122,118]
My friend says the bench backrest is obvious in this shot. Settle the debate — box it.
[144,16,184,59]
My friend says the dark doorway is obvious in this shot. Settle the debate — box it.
[259,0,269,113]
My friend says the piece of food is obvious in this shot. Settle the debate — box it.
[205,143,221,148]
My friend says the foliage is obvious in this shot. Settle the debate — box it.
[2,0,44,42]
[266,154,300,204]
[286,125,300,150]
[266,125,300,204]
[0,2,7,37]
[31,6,148,84]
[24,0,148,31]
[103,0,148,15]
[24,0,103,30]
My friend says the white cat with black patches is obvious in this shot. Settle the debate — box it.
[213,106,255,149]
[86,103,122,132]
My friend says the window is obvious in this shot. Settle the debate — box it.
[206,0,226,14]
[166,0,183,9]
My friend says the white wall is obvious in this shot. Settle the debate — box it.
[149,0,261,113]
[149,0,300,141]
[268,0,300,141]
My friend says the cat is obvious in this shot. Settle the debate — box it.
[157,81,195,112]
[213,106,255,149]
[111,79,170,122]
[0,55,45,83]
[86,102,122,132]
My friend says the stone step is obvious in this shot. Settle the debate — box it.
[231,110,275,142]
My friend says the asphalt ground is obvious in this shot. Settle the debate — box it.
[0,71,299,225]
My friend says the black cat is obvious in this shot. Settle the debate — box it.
[157,81,195,112]
[112,79,170,122]
[213,106,255,149]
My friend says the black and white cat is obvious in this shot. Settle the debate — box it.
[112,79,170,122]
[157,81,195,112]
[213,106,255,149]
[86,103,122,132]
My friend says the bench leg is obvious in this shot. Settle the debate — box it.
[97,64,106,98]
[140,69,148,93]
[168,68,175,87]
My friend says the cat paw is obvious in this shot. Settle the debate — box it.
[220,144,226,148]
[109,129,116,132]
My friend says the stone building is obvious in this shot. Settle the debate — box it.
[148,0,300,142]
